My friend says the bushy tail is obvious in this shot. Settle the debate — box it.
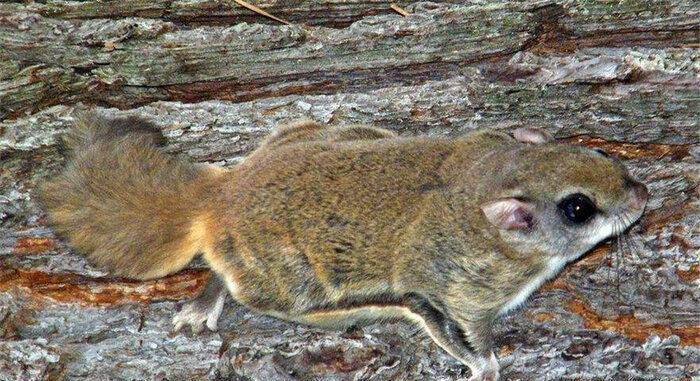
[40,112,221,280]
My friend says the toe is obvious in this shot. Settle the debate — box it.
[205,315,218,331]
[191,321,205,334]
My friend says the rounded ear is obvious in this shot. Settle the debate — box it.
[481,198,534,230]
[513,127,553,144]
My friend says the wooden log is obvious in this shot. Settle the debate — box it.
[1,1,697,119]
[1,95,698,380]
[0,1,698,380]
[2,0,464,27]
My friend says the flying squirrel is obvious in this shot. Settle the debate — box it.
[40,114,648,381]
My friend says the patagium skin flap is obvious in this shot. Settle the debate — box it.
[41,116,648,381]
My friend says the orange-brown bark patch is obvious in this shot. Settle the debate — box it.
[306,347,382,374]
[669,226,700,253]
[640,201,691,233]
[499,345,515,356]
[568,244,613,273]
[568,299,700,346]
[0,267,210,306]
[676,265,699,284]
[13,237,56,255]
[563,136,691,161]
[540,277,575,293]
[529,312,556,323]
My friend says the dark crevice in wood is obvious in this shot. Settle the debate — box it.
[2,2,698,118]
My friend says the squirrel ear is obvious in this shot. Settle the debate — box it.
[481,198,534,230]
[513,128,553,144]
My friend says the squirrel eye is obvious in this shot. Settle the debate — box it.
[558,193,596,224]
[594,148,609,157]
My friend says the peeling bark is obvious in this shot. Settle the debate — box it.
[1,1,698,118]
[0,1,698,380]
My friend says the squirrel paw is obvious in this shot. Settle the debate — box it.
[172,291,226,333]
[467,353,499,381]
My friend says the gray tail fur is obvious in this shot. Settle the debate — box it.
[40,112,217,280]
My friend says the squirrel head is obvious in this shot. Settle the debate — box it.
[478,129,648,261]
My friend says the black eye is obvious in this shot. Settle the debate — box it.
[557,193,597,224]
[594,148,609,157]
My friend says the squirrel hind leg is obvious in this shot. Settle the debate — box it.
[259,120,397,151]
[66,112,166,151]
[259,119,327,148]
[172,274,228,333]
[325,125,397,142]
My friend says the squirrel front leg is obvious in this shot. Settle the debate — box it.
[295,295,498,380]
[405,295,499,381]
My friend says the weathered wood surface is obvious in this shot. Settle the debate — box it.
[0,1,698,380]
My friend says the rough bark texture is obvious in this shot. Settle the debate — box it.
[0,1,698,380]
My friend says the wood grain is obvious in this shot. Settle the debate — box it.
[0,1,698,380]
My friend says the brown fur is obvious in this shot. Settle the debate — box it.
[42,116,646,381]
[40,113,222,279]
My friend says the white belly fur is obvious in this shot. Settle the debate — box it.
[498,256,568,316]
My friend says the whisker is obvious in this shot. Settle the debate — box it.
[617,211,650,312]
[614,219,625,309]
[627,234,645,299]
[606,218,624,305]
[613,213,635,309]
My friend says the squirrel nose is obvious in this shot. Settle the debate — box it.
[627,181,649,211]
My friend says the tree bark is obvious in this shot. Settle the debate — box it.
[0,1,698,380]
